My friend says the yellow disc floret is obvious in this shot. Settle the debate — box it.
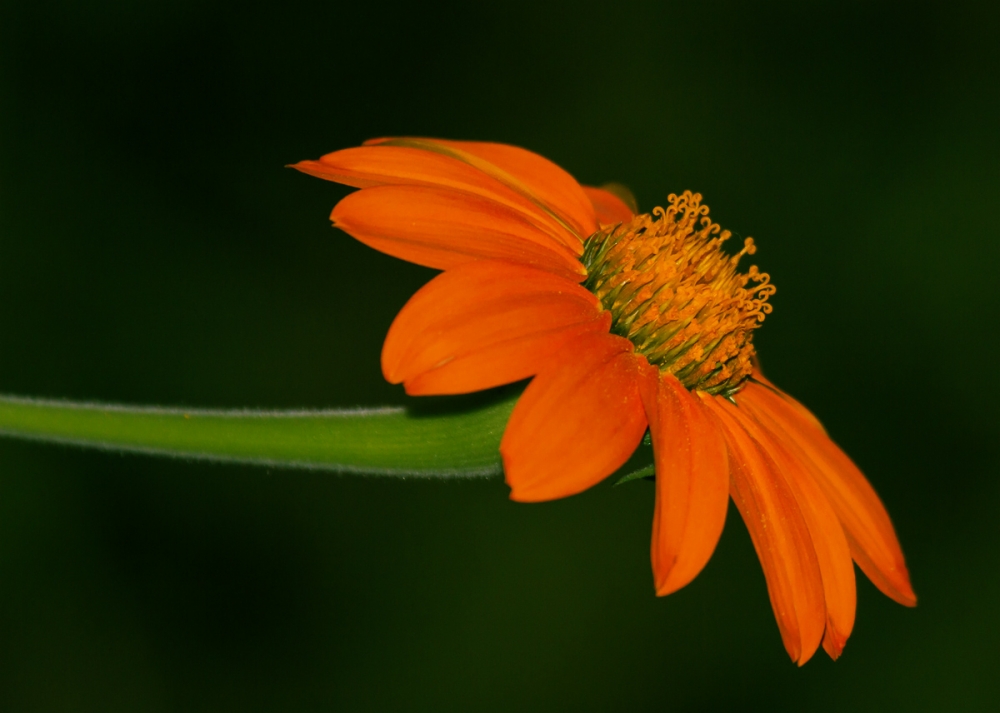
[582,191,775,397]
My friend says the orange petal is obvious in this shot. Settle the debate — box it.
[364,137,598,242]
[736,391,857,660]
[381,261,607,395]
[331,185,586,280]
[405,317,610,396]
[583,186,635,227]
[703,396,826,665]
[502,334,647,502]
[638,369,729,596]
[741,382,916,607]
[292,145,581,253]
[751,370,825,432]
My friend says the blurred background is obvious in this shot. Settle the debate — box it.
[1,0,998,709]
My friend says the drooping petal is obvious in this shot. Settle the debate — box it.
[502,333,647,502]
[382,261,607,395]
[735,394,857,660]
[292,145,581,253]
[366,137,599,240]
[751,370,825,431]
[331,185,586,279]
[703,395,826,665]
[741,381,916,607]
[583,186,635,227]
[637,369,729,596]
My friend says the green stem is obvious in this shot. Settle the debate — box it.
[0,389,520,477]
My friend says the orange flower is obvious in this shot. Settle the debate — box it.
[293,138,915,664]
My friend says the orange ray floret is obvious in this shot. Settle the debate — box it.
[501,330,648,502]
[364,137,600,240]
[714,395,858,661]
[292,144,582,253]
[294,137,915,663]
[639,369,729,597]
[705,397,827,664]
[740,381,916,606]
[331,185,585,279]
[382,260,606,395]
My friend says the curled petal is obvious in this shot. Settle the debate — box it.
[703,396,826,665]
[382,261,607,395]
[502,334,647,502]
[583,185,636,226]
[741,381,916,607]
[331,185,585,279]
[638,369,729,596]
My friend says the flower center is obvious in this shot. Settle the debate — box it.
[582,191,775,397]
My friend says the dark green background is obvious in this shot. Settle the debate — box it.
[1,0,998,710]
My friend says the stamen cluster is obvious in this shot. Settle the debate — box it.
[582,191,775,396]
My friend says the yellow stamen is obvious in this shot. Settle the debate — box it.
[583,191,775,396]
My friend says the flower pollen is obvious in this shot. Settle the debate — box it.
[582,191,775,397]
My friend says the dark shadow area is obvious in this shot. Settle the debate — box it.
[404,381,526,419]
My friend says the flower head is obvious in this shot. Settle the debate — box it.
[583,193,774,395]
[293,138,915,664]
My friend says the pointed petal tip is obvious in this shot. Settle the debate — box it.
[895,586,918,608]
[893,569,918,606]
[878,563,917,606]
[654,584,675,597]
[654,568,695,597]
[505,472,578,503]
[862,557,917,607]
[822,628,847,661]
[400,379,432,396]
[795,639,821,667]
[501,447,562,504]
[506,487,545,503]
[652,554,678,596]
[783,639,802,667]
[288,159,321,173]
[653,551,708,597]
